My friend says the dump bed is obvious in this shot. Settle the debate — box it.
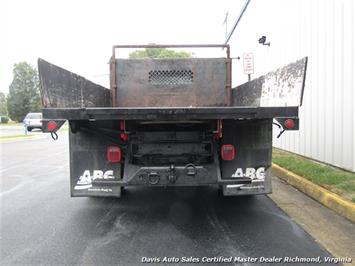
[38,44,307,124]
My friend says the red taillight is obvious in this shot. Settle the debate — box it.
[221,144,235,161]
[107,146,121,163]
[284,119,295,129]
[47,121,58,132]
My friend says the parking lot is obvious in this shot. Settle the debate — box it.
[0,124,28,137]
[1,134,338,265]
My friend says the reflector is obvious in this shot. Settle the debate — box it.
[221,144,235,161]
[107,146,121,163]
[47,121,58,132]
[284,119,295,129]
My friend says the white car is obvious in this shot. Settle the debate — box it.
[23,112,42,131]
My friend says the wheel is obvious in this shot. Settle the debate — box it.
[27,127,33,132]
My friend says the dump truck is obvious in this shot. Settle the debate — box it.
[38,44,307,198]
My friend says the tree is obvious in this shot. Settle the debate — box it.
[129,48,192,59]
[0,92,7,115]
[7,62,41,122]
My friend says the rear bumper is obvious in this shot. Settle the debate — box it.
[89,152,272,196]
[90,167,272,196]
[96,152,253,187]
[90,166,272,196]
[26,124,42,129]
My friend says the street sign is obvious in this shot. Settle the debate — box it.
[243,53,254,75]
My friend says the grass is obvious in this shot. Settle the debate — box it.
[59,121,69,131]
[273,148,355,203]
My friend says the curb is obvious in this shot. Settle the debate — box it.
[272,163,355,223]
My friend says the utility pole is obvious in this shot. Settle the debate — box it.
[224,0,252,44]
[223,12,229,40]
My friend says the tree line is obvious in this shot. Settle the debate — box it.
[1,62,41,122]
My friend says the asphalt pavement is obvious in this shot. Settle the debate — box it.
[0,134,333,266]
[0,124,27,136]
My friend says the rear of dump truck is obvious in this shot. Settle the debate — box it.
[38,44,307,198]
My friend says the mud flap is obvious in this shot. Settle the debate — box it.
[69,124,122,198]
[222,167,272,196]
[220,119,272,196]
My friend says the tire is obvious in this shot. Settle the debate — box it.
[27,127,33,132]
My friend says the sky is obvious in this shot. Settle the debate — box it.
[0,0,242,92]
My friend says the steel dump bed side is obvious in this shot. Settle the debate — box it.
[38,54,307,121]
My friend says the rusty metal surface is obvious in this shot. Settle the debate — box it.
[232,57,308,107]
[43,106,298,121]
[115,58,228,107]
[225,58,232,105]
[110,54,117,107]
[38,59,111,108]
[38,49,306,110]
[110,44,230,107]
